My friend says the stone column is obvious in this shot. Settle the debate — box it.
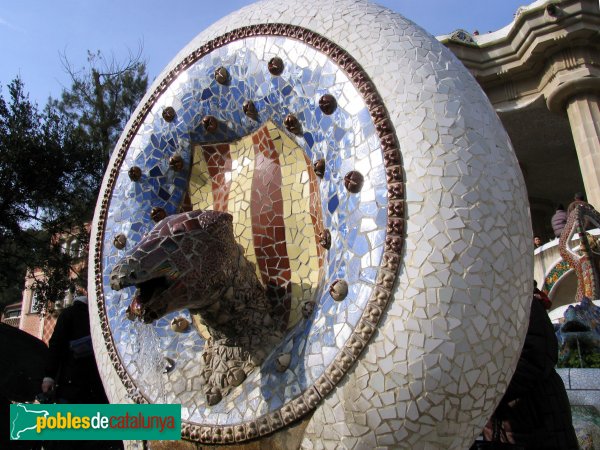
[566,94,600,207]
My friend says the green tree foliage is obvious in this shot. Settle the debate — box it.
[0,51,148,312]
[59,50,148,159]
[0,78,75,310]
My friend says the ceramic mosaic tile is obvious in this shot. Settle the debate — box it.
[89,0,532,448]
[94,29,388,424]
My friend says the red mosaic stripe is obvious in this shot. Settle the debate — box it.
[202,144,232,212]
[251,126,292,328]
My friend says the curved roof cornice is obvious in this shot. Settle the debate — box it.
[438,0,600,111]
[437,0,553,47]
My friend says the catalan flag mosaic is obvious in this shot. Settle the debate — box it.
[98,32,391,428]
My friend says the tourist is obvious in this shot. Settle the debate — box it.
[550,204,567,238]
[479,292,578,448]
[41,290,107,405]
[567,192,590,215]
[40,290,121,449]
[533,236,543,248]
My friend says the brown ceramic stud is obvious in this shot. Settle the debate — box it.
[243,100,259,121]
[169,154,184,172]
[125,305,138,321]
[162,106,176,122]
[344,170,364,193]
[127,298,144,319]
[151,207,167,222]
[170,316,190,332]
[268,57,284,76]
[164,357,175,374]
[284,114,302,135]
[301,301,315,319]
[329,279,349,302]
[318,229,331,250]
[214,66,230,85]
[275,353,291,372]
[113,234,127,250]
[128,166,142,182]
[233,426,245,442]
[319,94,337,115]
[202,115,218,133]
[313,159,325,178]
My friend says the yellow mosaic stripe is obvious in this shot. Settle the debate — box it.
[267,123,321,328]
[189,140,258,276]
[188,145,217,339]
[226,136,258,273]
[188,121,321,330]
[189,144,214,212]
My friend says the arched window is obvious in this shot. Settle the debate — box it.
[30,289,41,314]
[59,238,82,258]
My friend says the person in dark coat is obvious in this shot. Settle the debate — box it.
[41,295,107,404]
[550,204,567,238]
[41,295,120,450]
[482,296,578,449]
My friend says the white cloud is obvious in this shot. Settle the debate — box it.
[0,16,25,33]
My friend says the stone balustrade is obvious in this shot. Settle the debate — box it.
[1,317,20,328]
[534,228,600,310]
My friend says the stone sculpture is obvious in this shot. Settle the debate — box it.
[555,204,600,367]
[89,0,532,448]
[559,204,600,300]
[110,210,283,404]
[556,297,600,367]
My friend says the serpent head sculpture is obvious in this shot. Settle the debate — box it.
[110,209,281,404]
[110,210,240,322]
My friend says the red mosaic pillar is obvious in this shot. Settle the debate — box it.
[251,126,292,328]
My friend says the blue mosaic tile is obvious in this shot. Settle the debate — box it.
[101,35,386,424]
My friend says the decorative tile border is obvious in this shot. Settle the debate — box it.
[93,23,404,443]
[543,260,571,294]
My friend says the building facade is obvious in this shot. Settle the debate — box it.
[1,229,87,343]
[3,0,597,332]
[441,0,600,309]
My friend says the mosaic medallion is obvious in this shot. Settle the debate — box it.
[90,1,532,447]
[92,24,402,442]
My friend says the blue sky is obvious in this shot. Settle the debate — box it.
[1,0,526,106]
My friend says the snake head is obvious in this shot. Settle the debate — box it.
[110,209,236,323]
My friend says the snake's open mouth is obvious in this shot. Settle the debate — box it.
[561,320,590,333]
[135,276,170,304]
[127,277,171,322]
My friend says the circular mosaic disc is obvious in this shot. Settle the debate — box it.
[89,0,532,447]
